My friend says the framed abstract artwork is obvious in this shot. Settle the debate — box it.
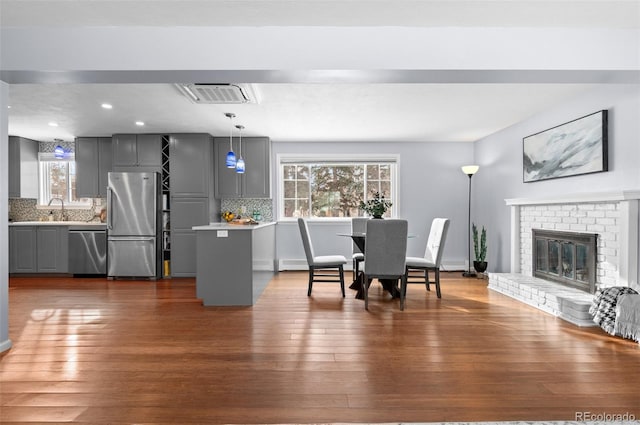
[523,110,608,183]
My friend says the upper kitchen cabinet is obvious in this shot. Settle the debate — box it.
[169,134,213,198]
[9,136,39,199]
[76,137,112,198]
[112,134,162,172]
[214,137,271,199]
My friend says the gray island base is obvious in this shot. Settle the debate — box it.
[193,222,277,306]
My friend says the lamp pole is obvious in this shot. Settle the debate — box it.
[461,165,479,278]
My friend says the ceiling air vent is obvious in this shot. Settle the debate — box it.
[176,84,255,104]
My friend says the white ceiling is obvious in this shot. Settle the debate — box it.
[2,0,639,143]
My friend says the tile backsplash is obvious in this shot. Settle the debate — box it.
[9,198,104,222]
[220,198,273,222]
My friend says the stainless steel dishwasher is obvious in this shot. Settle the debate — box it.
[69,225,107,276]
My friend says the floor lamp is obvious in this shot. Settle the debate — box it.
[461,165,479,277]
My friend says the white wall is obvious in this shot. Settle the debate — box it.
[0,81,11,353]
[473,84,640,273]
[271,141,474,271]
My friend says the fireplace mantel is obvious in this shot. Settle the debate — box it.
[505,191,639,290]
[506,190,640,206]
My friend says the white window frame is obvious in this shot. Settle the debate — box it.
[277,153,399,221]
[38,152,91,208]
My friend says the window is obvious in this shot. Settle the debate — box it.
[38,153,90,207]
[279,155,397,219]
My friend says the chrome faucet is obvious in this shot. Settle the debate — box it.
[47,197,66,221]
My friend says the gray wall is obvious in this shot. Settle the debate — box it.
[473,84,640,273]
[271,141,474,270]
[1,81,10,352]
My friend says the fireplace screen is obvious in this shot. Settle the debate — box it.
[532,229,597,293]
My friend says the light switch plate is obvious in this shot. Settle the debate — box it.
[217,230,229,238]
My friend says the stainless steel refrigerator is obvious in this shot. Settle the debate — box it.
[107,172,161,279]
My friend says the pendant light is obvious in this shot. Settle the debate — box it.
[54,145,65,159]
[224,112,237,168]
[235,125,245,174]
[53,139,66,159]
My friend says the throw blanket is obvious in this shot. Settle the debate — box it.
[589,286,639,335]
[614,294,640,343]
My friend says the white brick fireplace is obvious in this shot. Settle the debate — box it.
[488,191,640,326]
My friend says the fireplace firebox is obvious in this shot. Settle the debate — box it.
[532,229,597,294]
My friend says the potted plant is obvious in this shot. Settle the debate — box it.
[359,191,392,218]
[472,223,487,273]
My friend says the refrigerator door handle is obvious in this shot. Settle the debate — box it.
[106,186,113,230]
[108,237,155,242]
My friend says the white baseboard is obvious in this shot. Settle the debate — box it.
[279,259,309,271]
[253,259,276,271]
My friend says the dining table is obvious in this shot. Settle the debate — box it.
[337,231,415,300]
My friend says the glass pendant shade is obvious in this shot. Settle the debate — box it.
[235,124,245,174]
[226,151,237,168]
[54,145,65,159]
[235,157,245,173]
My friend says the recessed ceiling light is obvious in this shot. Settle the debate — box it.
[7,105,11,109]
[101,103,113,109]
[135,121,145,126]
[48,122,58,127]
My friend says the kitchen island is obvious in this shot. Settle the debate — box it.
[193,222,277,306]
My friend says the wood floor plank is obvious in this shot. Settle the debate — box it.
[2,272,639,423]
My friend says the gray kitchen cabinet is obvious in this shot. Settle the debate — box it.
[170,134,213,198]
[9,136,39,199]
[36,226,69,273]
[214,137,241,198]
[9,226,37,273]
[170,231,197,278]
[214,137,270,199]
[112,134,162,172]
[76,137,112,198]
[170,197,209,277]
[9,226,68,273]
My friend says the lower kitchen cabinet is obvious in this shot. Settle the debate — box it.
[9,226,37,273]
[170,197,209,277]
[9,226,69,273]
[170,231,197,277]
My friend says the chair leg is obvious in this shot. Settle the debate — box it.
[352,259,356,281]
[354,259,362,282]
[363,275,369,310]
[307,268,314,296]
[434,268,441,299]
[400,275,407,310]
[425,269,431,291]
[339,265,345,298]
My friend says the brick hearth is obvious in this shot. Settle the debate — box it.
[488,273,594,327]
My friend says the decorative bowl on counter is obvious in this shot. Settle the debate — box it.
[221,211,235,222]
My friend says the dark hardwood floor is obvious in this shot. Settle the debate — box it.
[1,272,638,424]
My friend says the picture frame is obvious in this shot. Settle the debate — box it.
[523,110,608,183]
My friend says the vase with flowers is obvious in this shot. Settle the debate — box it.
[359,191,392,219]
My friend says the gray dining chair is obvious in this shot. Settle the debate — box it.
[404,218,450,299]
[351,217,368,280]
[361,219,408,310]
[297,218,348,297]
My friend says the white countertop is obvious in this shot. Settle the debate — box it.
[192,222,276,231]
[9,221,107,228]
